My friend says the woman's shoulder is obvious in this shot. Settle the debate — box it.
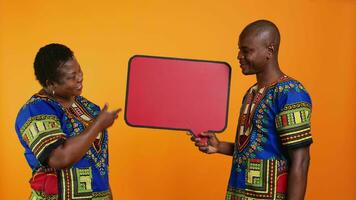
[15,92,63,132]
[21,92,60,110]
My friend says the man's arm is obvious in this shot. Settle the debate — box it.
[287,146,311,200]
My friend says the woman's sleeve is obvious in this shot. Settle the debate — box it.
[17,100,67,166]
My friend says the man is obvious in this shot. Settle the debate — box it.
[192,20,313,200]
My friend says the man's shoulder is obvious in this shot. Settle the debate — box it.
[273,76,309,93]
[272,76,312,107]
[277,76,302,85]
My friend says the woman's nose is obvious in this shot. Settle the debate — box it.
[77,73,83,82]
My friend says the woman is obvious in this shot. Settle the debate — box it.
[15,43,120,200]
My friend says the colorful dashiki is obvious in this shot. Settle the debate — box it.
[15,91,111,200]
[226,76,313,200]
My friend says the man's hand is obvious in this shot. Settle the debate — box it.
[190,132,220,154]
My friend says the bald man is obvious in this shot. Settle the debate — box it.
[192,20,313,200]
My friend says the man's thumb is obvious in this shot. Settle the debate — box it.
[201,132,214,138]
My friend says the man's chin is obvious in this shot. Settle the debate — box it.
[241,69,255,75]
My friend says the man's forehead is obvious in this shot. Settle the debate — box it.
[238,34,257,47]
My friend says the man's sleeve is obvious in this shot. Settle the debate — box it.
[275,85,313,149]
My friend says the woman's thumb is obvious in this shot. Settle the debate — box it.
[102,103,108,111]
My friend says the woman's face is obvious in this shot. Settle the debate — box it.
[53,57,83,100]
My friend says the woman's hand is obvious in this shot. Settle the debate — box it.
[96,104,121,130]
[48,103,122,169]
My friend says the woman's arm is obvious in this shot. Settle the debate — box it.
[47,105,120,169]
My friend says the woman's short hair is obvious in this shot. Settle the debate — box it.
[34,43,73,87]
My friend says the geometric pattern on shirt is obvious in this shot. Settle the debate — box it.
[275,102,312,148]
[225,159,287,200]
[92,190,112,200]
[238,85,266,151]
[29,190,58,200]
[65,98,108,176]
[226,189,285,200]
[68,101,93,125]
[236,75,292,160]
[67,100,103,153]
[235,88,278,167]
[245,159,277,198]
[20,115,66,160]
[59,167,93,200]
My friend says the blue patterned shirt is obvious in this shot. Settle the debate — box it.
[226,76,313,200]
[15,91,111,200]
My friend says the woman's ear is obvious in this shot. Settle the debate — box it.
[46,80,55,90]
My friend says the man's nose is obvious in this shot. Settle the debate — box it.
[237,51,243,60]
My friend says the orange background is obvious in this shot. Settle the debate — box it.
[0,0,355,199]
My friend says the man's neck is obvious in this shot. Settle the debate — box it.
[256,63,284,88]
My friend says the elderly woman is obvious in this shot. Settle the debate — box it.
[15,43,120,200]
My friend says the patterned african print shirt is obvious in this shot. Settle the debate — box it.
[15,91,111,200]
[226,76,313,200]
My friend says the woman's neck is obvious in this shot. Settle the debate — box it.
[55,96,75,108]
[42,88,75,108]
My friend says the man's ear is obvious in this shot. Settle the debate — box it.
[266,43,275,60]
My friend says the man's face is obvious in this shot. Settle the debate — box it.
[237,33,268,75]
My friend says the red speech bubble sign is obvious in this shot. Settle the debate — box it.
[125,55,231,141]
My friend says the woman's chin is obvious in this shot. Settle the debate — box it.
[75,89,83,96]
